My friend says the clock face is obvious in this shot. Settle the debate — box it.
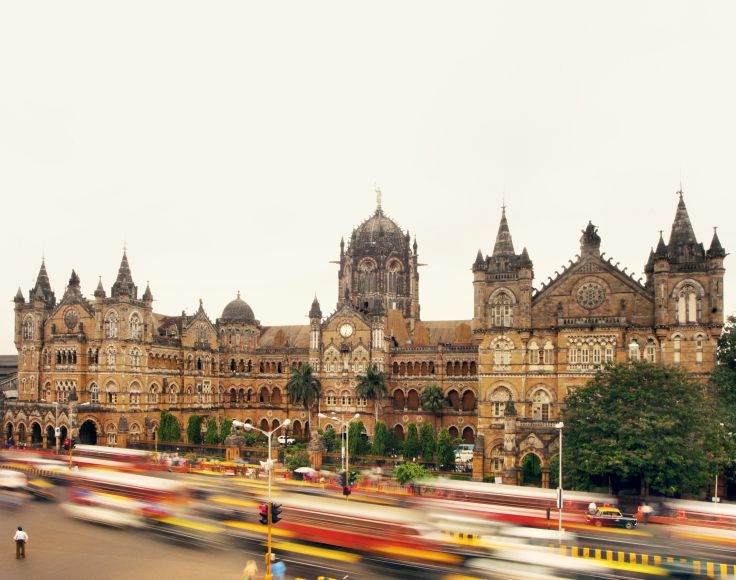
[339,323,354,338]
[64,308,79,331]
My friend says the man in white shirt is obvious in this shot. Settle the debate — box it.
[13,526,28,559]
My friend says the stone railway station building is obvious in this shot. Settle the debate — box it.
[3,192,726,484]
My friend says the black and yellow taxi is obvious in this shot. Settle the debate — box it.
[586,506,638,529]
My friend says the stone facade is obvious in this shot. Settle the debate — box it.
[3,191,726,485]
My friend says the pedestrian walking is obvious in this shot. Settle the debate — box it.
[242,559,258,580]
[271,553,286,580]
[13,526,28,559]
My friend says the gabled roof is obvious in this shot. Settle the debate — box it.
[532,252,651,304]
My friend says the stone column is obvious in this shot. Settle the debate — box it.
[308,433,326,471]
[472,434,485,481]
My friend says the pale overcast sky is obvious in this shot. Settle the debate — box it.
[1,1,733,354]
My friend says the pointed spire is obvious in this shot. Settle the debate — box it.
[413,236,418,253]
[142,281,153,301]
[518,247,533,268]
[309,295,322,319]
[14,287,24,303]
[708,227,726,258]
[69,269,80,287]
[473,249,485,269]
[492,207,515,257]
[94,277,106,298]
[667,191,705,263]
[111,250,137,299]
[31,258,55,306]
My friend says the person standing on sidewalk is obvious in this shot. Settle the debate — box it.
[13,526,28,559]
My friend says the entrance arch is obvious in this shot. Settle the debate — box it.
[31,423,42,447]
[45,426,55,448]
[448,425,459,439]
[79,420,98,445]
[521,453,542,487]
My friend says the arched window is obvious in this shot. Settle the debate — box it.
[673,335,682,364]
[129,312,142,340]
[104,310,119,339]
[130,348,141,371]
[675,283,701,324]
[491,387,511,417]
[528,341,540,365]
[168,384,178,404]
[22,317,34,341]
[644,339,657,363]
[387,259,403,294]
[628,340,640,362]
[490,291,514,327]
[695,335,705,364]
[326,391,336,406]
[129,383,141,406]
[89,382,99,404]
[491,444,504,474]
[543,342,554,365]
[148,384,159,404]
[106,346,117,369]
[358,259,377,293]
[531,390,550,421]
[341,391,352,406]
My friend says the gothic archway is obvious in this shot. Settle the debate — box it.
[31,423,42,446]
[45,426,55,448]
[79,420,98,445]
[462,426,475,444]
[521,453,542,487]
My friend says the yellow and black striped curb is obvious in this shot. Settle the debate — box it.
[554,543,736,577]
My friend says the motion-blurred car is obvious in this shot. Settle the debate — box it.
[277,435,295,445]
[586,507,637,529]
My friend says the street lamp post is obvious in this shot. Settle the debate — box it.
[714,422,725,503]
[232,418,290,580]
[555,421,564,542]
[329,412,360,499]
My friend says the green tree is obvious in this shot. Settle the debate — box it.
[285,363,322,437]
[320,427,340,452]
[219,418,232,443]
[186,414,204,445]
[204,418,219,445]
[709,315,736,491]
[284,447,311,472]
[158,411,181,442]
[348,420,369,456]
[356,364,389,423]
[419,423,436,463]
[420,384,446,429]
[372,421,390,456]
[403,423,421,460]
[436,428,457,469]
[395,462,429,485]
[564,362,719,497]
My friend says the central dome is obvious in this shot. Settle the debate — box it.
[220,292,256,324]
[352,208,406,252]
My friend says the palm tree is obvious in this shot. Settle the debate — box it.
[284,363,321,438]
[420,384,446,430]
[356,364,388,423]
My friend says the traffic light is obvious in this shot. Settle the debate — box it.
[342,485,351,497]
[348,471,356,488]
[339,470,347,487]
[259,503,269,525]
[70,438,77,449]
[271,502,282,524]
[62,438,70,451]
